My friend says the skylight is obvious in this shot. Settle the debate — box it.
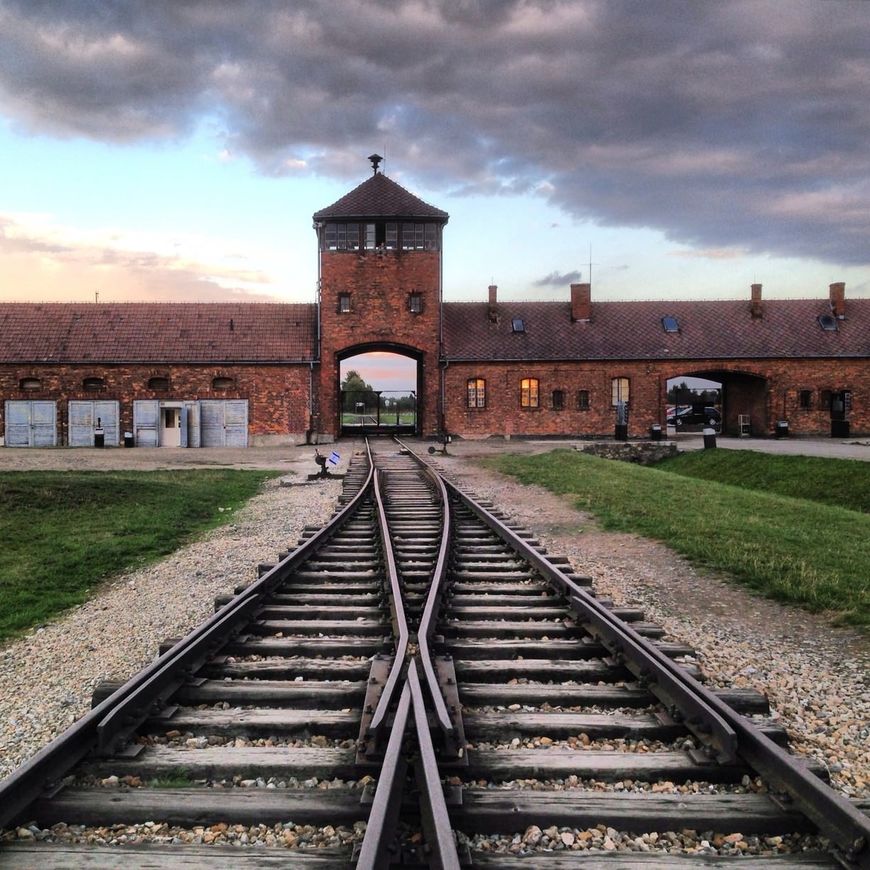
[818,314,838,332]
[511,317,525,333]
[661,315,680,334]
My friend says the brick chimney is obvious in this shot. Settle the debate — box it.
[829,282,845,319]
[750,283,763,319]
[488,284,498,322]
[571,282,591,321]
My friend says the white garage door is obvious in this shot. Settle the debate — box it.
[199,400,248,447]
[4,401,57,447]
[69,401,120,447]
[133,400,159,447]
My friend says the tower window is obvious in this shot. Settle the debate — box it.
[401,222,440,251]
[520,378,539,409]
[338,294,352,314]
[577,390,590,410]
[611,377,630,406]
[467,378,486,409]
[552,389,565,411]
[408,293,423,314]
[323,222,361,251]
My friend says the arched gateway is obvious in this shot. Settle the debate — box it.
[312,156,448,439]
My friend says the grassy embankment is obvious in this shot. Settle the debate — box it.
[0,470,278,643]
[487,450,869,627]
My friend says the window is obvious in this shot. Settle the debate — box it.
[323,222,360,251]
[364,223,376,250]
[611,377,630,406]
[83,377,105,391]
[818,314,838,332]
[408,293,423,314]
[511,317,525,333]
[467,378,486,409]
[148,376,169,391]
[820,390,832,411]
[799,390,813,410]
[19,377,41,391]
[401,222,440,251]
[385,222,398,249]
[520,378,539,408]
[577,390,590,410]
[212,376,234,390]
[338,293,352,313]
[662,316,680,333]
[552,389,565,411]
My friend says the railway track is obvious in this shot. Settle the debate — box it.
[1,438,868,868]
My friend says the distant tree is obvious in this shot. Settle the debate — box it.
[341,370,374,393]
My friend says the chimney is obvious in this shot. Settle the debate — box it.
[829,282,845,319]
[750,283,763,319]
[488,284,498,322]
[571,282,591,321]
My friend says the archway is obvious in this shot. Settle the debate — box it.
[668,368,768,437]
[337,344,422,436]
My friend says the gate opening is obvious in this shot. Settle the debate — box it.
[339,351,418,436]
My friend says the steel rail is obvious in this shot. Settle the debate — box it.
[394,437,454,736]
[0,442,376,831]
[439,470,870,867]
[366,467,411,737]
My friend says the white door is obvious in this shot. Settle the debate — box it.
[199,400,248,447]
[4,401,57,447]
[224,400,248,447]
[133,400,159,447]
[160,407,182,447]
[185,402,201,448]
[69,401,119,447]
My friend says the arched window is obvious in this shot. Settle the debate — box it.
[520,378,539,408]
[19,377,41,391]
[467,378,486,409]
[83,377,105,392]
[551,389,565,411]
[212,376,234,391]
[611,377,630,406]
[148,376,170,391]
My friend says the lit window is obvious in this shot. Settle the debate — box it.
[212,376,234,390]
[520,378,539,408]
[552,389,565,411]
[799,390,813,409]
[577,390,589,410]
[662,315,680,333]
[511,318,525,333]
[408,293,423,314]
[611,377,630,406]
[148,376,169,391]
[19,377,41,391]
[338,294,352,313]
[467,378,486,409]
[83,377,105,391]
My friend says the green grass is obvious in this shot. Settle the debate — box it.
[656,450,870,514]
[487,451,869,627]
[0,470,279,643]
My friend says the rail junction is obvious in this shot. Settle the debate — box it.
[0,439,868,868]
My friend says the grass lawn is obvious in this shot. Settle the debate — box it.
[0,470,278,643]
[487,450,869,627]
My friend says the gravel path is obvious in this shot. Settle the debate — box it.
[435,443,869,801]
[0,470,343,780]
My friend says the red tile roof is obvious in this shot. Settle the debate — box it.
[0,303,316,363]
[442,298,870,361]
[313,173,449,222]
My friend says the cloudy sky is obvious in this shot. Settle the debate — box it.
[1,0,868,307]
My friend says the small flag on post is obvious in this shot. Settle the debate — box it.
[328,451,340,466]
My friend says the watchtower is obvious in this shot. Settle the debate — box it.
[312,156,449,438]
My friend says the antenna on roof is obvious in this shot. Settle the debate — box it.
[95,290,99,304]
[587,243,598,286]
[368,153,383,175]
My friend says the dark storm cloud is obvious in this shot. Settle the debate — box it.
[535,270,582,287]
[0,0,868,263]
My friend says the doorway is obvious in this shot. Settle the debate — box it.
[160,407,182,447]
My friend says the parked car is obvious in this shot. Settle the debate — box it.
[667,405,721,429]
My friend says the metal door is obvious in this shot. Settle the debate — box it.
[185,402,201,448]
[199,400,248,447]
[199,400,225,447]
[69,401,119,447]
[4,401,56,447]
[133,400,159,447]
[224,400,248,447]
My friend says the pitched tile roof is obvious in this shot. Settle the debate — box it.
[442,298,870,361]
[313,173,449,222]
[0,303,317,363]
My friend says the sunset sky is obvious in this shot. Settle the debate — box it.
[1,0,868,311]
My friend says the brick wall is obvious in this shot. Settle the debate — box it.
[316,248,442,438]
[0,363,311,445]
[444,358,869,438]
